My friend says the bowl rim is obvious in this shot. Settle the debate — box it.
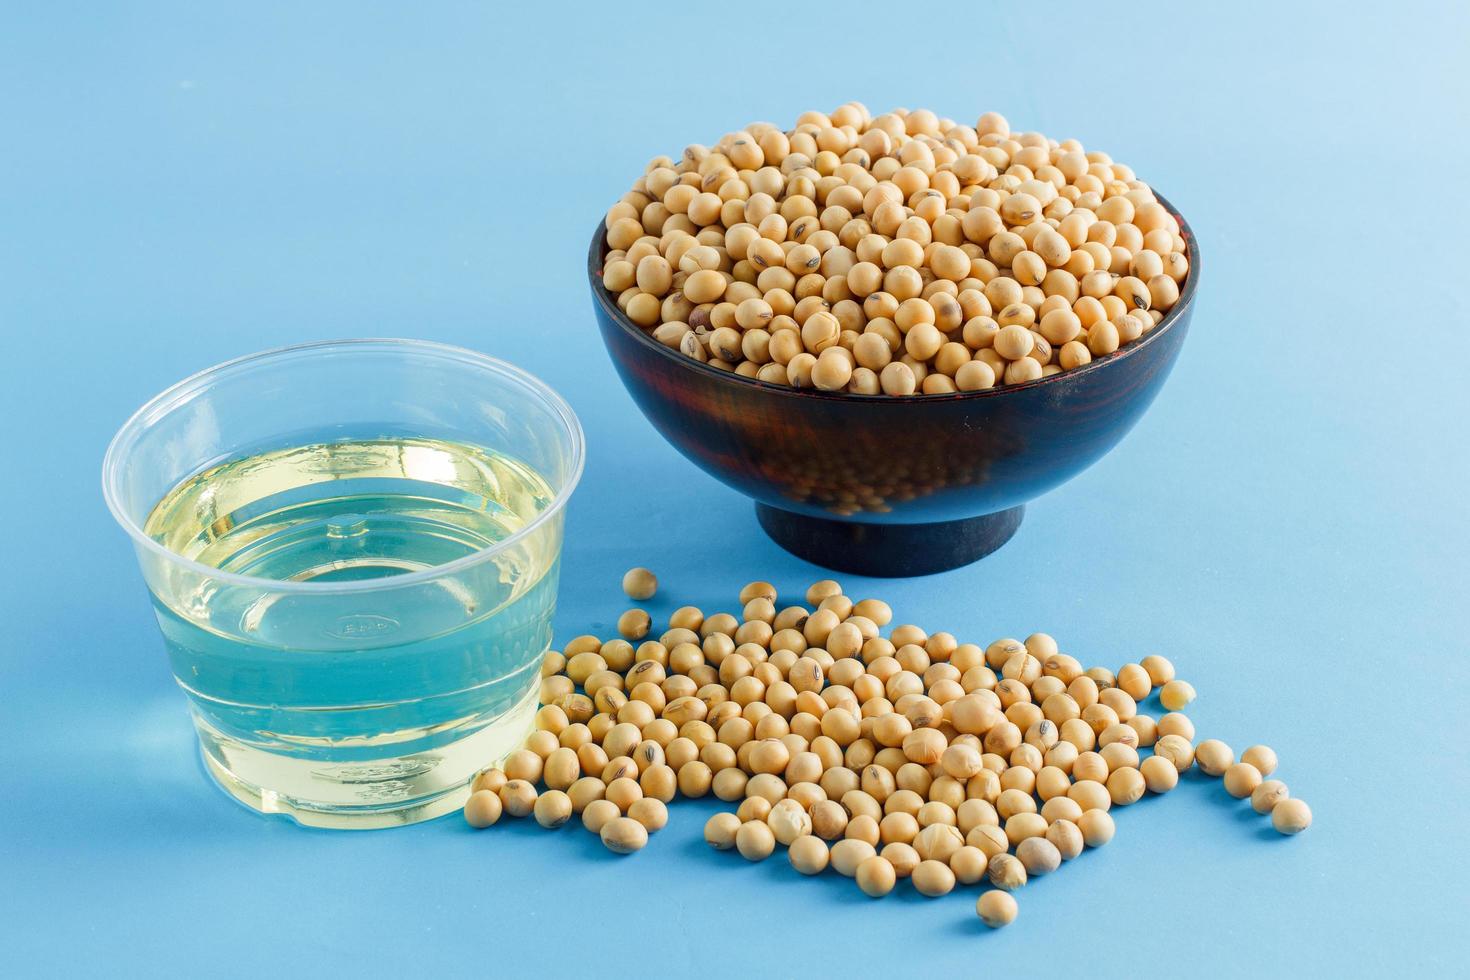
[588,191,1198,403]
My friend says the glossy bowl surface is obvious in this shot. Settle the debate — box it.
[590,196,1198,575]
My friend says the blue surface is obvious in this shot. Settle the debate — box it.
[2,2,1466,975]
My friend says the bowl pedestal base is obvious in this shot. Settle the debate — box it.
[755,504,1025,577]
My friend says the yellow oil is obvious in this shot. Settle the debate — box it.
[143,437,561,827]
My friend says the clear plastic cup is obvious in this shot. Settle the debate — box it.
[103,339,584,828]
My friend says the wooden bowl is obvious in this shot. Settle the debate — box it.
[589,196,1198,576]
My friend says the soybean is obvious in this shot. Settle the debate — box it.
[464,790,503,829]
[789,835,831,875]
[977,890,1019,928]
[856,855,898,897]
[601,816,649,854]
[622,567,658,600]
[1271,799,1312,835]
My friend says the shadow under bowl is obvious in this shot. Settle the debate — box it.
[589,195,1199,576]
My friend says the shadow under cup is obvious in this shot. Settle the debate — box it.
[102,340,584,829]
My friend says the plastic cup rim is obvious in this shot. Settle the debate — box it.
[100,337,585,596]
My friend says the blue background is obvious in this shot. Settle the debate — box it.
[3,2,1466,976]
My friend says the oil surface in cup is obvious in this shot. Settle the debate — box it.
[142,436,560,825]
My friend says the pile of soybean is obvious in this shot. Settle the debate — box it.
[464,571,1310,929]
[598,104,1191,395]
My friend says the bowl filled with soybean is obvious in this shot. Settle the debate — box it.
[588,104,1198,576]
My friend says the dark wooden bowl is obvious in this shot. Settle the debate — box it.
[589,196,1198,576]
